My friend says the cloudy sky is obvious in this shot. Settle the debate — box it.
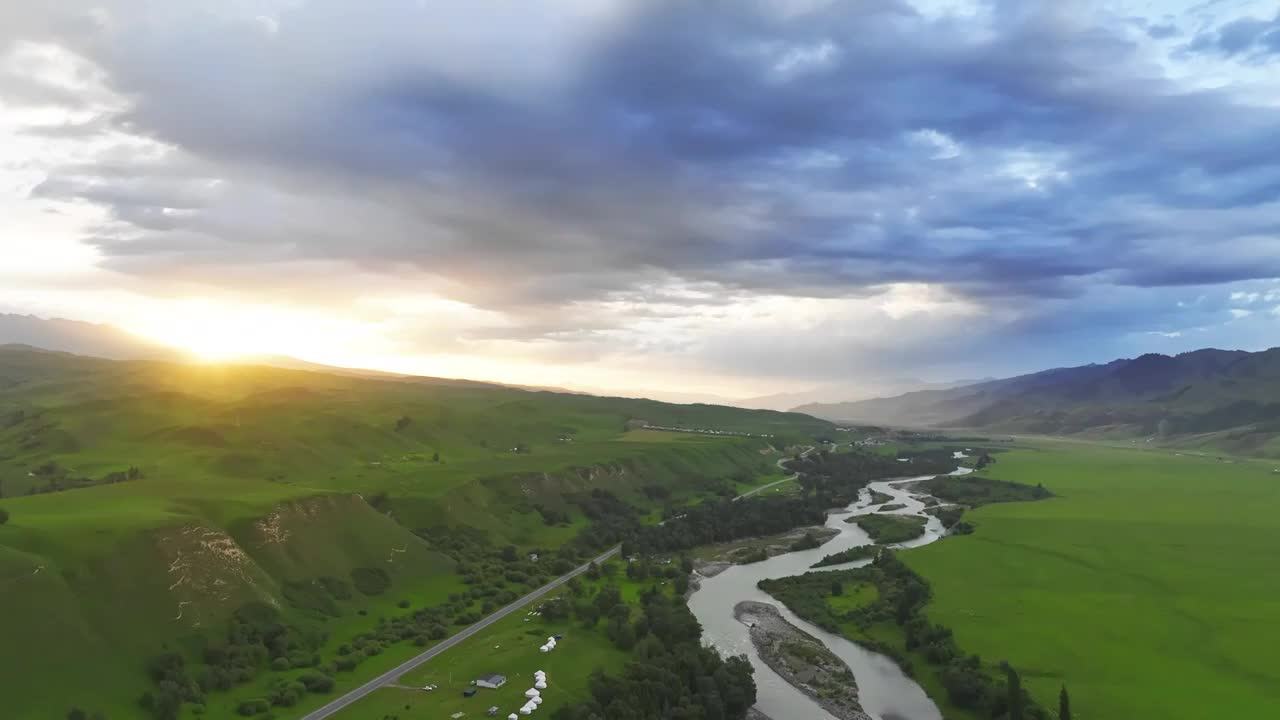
[3,0,1279,401]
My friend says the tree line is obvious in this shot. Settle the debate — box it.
[551,585,756,720]
[760,552,1062,719]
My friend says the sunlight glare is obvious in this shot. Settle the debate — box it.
[126,298,381,362]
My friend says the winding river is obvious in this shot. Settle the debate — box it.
[688,457,974,720]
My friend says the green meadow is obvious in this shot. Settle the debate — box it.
[339,562,658,720]
[0,347,828,718]
[904,440,1280,719]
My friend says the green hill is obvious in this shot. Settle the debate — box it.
[0,347,830,718]
[797,347,1280,456]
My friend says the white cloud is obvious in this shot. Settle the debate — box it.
[909,128,963,159]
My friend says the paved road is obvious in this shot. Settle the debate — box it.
[299,445,815,719]
[296,544,621,720]
[735,446,812,501]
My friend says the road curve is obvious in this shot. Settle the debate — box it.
[298,445,813,720]
[296,544,621,720]
[735,446,811,501]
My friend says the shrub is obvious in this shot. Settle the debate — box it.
[270,657,290,672]
[351,567,392,596]
[236,699,269,716]
[318,576,353,600]
[298,672,335,693]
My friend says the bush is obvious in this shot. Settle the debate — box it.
[298,672,335,693]
[351,567,392,596]
[318,576,353,600]
[0,507,10,525]
[270,657,290,672]
[236,699,269,716]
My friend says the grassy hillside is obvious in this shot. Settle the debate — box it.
[798,347,1280,456]
[903,440,1280,719]
[0,347,830,718]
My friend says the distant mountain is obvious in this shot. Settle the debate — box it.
[0,315,589,396]
[796,348,1280,455]
[0,313,173,360]
[738,378,992,412]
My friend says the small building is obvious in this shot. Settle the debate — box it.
[463,687,478,697]
[476,674,508,689]
[487,706,499,716]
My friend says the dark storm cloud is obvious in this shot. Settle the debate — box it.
[1188,11,1280,58]
[12,1,1280,320]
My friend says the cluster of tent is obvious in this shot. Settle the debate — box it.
[538,636,558,653]
[509,671,549,717]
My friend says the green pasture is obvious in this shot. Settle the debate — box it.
[337,564,655,720]
[904,440,1280,719]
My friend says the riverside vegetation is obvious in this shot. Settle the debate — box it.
[760,552,1053,720]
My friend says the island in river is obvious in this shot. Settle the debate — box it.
[695,525,840,576]
[734,601,871,720]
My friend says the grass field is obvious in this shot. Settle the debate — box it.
[335,562,656,720]
[904,440,1280,719]
[0,347,831,719]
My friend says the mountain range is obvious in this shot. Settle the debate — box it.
[796,348,1280,456]
[5,313,1279,455]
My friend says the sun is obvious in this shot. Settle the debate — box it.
[124,298,345,363]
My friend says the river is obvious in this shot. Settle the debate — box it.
[688,455,974,720]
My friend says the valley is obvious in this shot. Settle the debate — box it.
[4,347,1278,720]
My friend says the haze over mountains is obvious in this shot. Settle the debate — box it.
[0,314,977,408]
[799,348,1280,456]
[6,313,1279,457]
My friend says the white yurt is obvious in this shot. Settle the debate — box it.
[539,644,550,653]
[525,688,541,698]
[519,706,532,716]
[532,696,544,706]
[534,680,547,689]
[509,714,518,720]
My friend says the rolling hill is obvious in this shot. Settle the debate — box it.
[0,346,831,719]
[796,347,1280,456]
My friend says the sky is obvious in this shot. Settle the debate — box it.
[2,0,1279,402]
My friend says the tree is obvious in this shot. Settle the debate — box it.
[394,415,412,431]
[501,545,518,562]
[432,452,440,462]
[67,709,87,720]
[1059,685,1071,720]
[586,562,601,580]
[1002,662,1023,720]
[830,580,843,596]
[0,507,8,525]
